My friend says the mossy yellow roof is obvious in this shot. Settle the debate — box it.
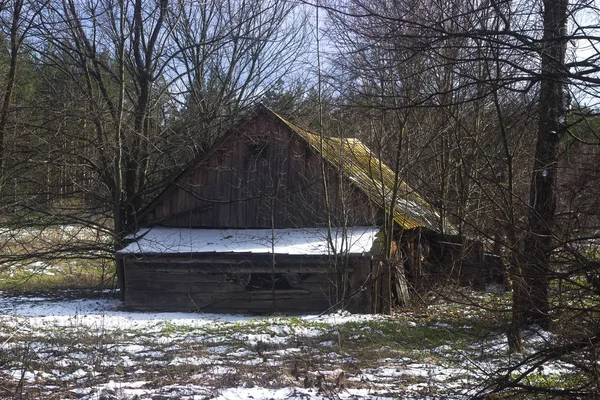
[269,109,456,234]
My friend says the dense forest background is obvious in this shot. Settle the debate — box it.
[1,0,600,396]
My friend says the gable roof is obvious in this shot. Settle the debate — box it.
[267,108,456,234]
[136,105,455,234]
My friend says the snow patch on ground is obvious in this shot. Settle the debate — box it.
[0,292,573,399]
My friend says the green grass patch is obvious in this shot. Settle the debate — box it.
[0,258,116,293]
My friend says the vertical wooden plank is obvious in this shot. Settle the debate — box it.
[368,260,391,314]
[380,261,391,314]
[347,258,372,313]
[117,255,126,300]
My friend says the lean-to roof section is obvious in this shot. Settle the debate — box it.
[269,109,457,234]
[118,226,379,256]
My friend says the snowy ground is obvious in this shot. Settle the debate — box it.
[0,290,569,399]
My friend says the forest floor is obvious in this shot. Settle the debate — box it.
[0,285,574,400]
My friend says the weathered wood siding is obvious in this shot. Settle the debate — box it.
[401,229,504,291]
[142,115,379,229]
[121,254,374,313]
[125,112,388,313]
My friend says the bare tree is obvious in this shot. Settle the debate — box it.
[519,0,569,328]
[0,0,308,293]
[170,0,309,149]
[319,0,600,395]
[0,0,44,181]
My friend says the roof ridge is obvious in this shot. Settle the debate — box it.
[263,106,362,143]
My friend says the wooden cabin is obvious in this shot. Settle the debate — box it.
[116,105,492,314]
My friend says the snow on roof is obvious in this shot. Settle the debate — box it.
[117,226,381,256]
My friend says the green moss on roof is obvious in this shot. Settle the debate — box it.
[269,108,457,234]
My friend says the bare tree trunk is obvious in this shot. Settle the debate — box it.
[385,120,410,307]
[519,0,569,329]
[0,0,24,179]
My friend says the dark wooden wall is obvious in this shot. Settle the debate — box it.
[401,228,504,291]
[121,253,376,313]
[141,115,379,229]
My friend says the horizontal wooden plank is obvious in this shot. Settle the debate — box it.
[297,273,338,283]
[124,254,360,264]
[125,281,246,294]
[127,261,348,274]
[125,270,230,283]
[130,258,250,266]
[125,295,332,314]
[125,269,340,284]
[126,288,325,302]
[294,282,331,293]
[124,282,332,298]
